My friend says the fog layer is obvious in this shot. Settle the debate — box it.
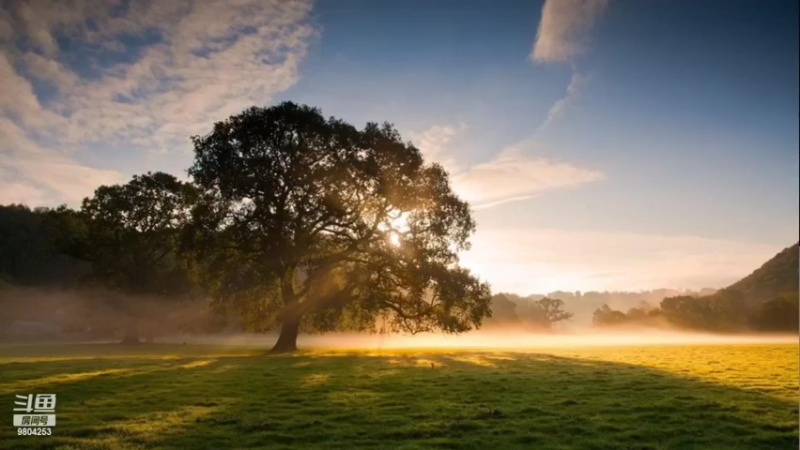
[160,330,798,350]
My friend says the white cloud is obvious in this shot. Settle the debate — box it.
[540,71,587,131]
[0,177,50,205]
[0,0,317,206]
[453,139,603,208]
[0,53,67,131]
[531,0,608,63]
[0,117,125,206]
[10,155,124,205]
[22,52,79,91]
[460,228,783,294]
[413,127,603,210]
[530,1,607,131]
[413,123,466,173]
[470,196,542,211]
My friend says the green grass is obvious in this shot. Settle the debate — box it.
[0,343,797,449]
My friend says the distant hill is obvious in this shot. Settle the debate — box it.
[725,242,799,304]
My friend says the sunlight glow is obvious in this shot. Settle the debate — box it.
[289,331,798,350]
[390,212,410,231]
[383,210,410,247]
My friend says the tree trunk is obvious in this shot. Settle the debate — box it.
[270,316,299,353]
[120,327,141,345]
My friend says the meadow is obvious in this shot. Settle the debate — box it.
[0,342,797,450]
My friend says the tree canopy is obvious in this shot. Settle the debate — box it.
[65,172,198,343]
[76,172,196,296]
[0,204,88,287]
[185,102,491,352]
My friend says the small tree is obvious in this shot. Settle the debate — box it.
[483,293,521,327]
[186,102,492,353]
[528,297,573,330]
[592,304,628,327]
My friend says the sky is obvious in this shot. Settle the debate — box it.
[1,0,798,295]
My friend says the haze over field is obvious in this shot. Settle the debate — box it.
[166,331,798,350]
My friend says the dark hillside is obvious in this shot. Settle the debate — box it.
[726,243,799,304]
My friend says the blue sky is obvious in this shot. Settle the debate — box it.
[1,0,797,294]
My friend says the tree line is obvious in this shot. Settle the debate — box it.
[481,294,574,330]
[592,290,799,332]
[592,243,799,332]
[479,245,799,333]
[0,102,493,352]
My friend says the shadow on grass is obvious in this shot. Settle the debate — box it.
[0,347,797,450]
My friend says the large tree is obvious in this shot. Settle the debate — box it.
[74,172,197,344]
[187,102,492,352]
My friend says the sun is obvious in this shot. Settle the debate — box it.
[389,211,410,230]
[383,211,410,247]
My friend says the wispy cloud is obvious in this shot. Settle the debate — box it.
[413,123,466,174]
[0,170,50,206]
[539,71,587,131]
[413,129,604,210]
[0,117,124,205]
[0,0,316,206]
[530,0,609,63]
[460,228,783,294]
[531,0,607,132]
[453,139,604,208]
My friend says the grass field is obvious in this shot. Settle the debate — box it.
[0,342,797,449]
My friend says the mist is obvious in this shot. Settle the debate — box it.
[2,284,797,349]
[153,329,797,350]
[0,285,211,343]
